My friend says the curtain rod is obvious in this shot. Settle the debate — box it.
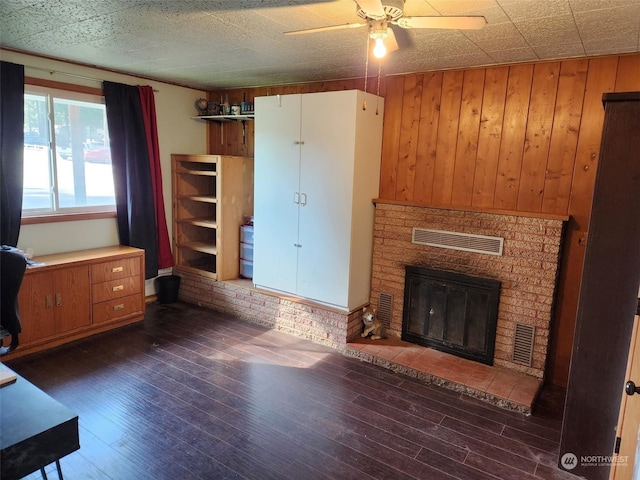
[25,65,159,92]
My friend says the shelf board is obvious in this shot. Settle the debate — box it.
[178,218,217,229]
[177,195,217,204]
[192,114,254,146]
[178,169,217,176]
[192,114,254,122]
[175,264,217,281]
[178,241,217,255]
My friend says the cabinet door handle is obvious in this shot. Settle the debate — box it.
[113,303,125,311]
[300,193,307,206]
[55,293,62,307]
[294,192,300,204]
[112,284,124,292]
[45,295,53,309]
[293,140,305,145]
[112,266,124,273]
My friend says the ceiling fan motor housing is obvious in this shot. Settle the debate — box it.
[357,0,405,21]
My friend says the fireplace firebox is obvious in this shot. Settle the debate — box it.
[402,266,501,365]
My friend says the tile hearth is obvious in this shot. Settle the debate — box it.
[345,337,541,414]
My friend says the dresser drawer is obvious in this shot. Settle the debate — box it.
[93,294,143,325]
[91,257,141,284]
[92,276,142,304]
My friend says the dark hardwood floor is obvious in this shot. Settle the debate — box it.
[7,302,576,480]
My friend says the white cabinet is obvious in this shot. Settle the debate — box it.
[253,90,384,310]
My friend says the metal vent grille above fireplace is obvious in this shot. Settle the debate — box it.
[412,228,503,256]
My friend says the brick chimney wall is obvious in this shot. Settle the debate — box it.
[370,203,565,379]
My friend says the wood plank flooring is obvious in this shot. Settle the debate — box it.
[6,302,576,480]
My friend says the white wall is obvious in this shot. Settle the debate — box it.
[3,50,208,294]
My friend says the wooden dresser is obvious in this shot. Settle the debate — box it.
[8,246,145,359]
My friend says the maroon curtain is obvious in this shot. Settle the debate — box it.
[138,86,174,269]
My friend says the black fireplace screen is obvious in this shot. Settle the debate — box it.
[402,266,501,365]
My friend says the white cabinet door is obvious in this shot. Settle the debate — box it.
[254,90,383,310]
[296,91,356,307]
[253,94,302,294]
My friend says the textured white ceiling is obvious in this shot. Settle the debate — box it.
[1,0,639,90]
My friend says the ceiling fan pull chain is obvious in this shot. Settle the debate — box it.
[363,33,370,110]
[364,34,370,93]
[375,60,383,115]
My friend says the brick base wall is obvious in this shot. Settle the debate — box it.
[370,203,565,378]
[177,272,362,350]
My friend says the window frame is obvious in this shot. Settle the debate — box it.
[22,77,116,224]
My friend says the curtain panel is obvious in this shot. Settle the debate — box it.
[0,61,25,246]
[103,81,159,279]
[138,86,173,270]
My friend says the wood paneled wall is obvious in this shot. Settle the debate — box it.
[208,53,640,386]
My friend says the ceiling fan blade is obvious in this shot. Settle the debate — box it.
[389,23,412,49]
[394,16,487,30]
[356,0,386,19]
[386,28,399,53]
[284,22,367,35]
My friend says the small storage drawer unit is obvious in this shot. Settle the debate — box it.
[240,225,254,279]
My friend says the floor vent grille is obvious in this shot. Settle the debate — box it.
[412,228,503,256]
[377,292,393,329]
[512,323,535,367]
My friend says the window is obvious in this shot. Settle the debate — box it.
[23,86,115,218]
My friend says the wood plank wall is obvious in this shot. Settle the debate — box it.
[208,53,640,386]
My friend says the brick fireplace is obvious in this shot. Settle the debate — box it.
[178,201,564,384]
[369,202,565,379]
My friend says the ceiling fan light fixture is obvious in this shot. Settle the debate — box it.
[373,37,387,58]
[284,0,486,60]
[357,0,404,21]
[369,18,389,58]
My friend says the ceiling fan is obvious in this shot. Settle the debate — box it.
[284,0,487,58]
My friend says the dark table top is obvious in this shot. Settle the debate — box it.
[0,367,79,479]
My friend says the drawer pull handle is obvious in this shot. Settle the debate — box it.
[113,303,125,311]
[112,266,124,273]
[112,284,124,292]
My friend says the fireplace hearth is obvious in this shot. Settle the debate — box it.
[402,266,501,365]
